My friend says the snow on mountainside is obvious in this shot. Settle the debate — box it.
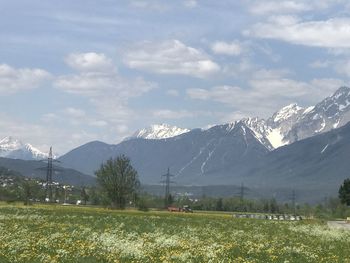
[241,118,274,150]
[224,87,350,150]
[239,104,303,150]
[126,87,350,151]
[129,124,190,140]
[266,103,306,148]
[0,136,48,160]
[271,103,303,124]
[283,86,350,143]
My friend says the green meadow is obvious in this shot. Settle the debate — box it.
[0,204,349,262]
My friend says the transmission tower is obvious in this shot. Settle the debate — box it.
[37,147,61,202]
[291,190,296,216]
[240,183,245,201]
[46,146,53,201]
[161,168,175,207]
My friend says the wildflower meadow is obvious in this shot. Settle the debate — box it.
[0,204,349,262]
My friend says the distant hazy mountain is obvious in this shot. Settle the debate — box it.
[128,123,190,140]
[242,121,350,203]
[0,157,95,186]
[59,121,269,182]
[0,136,48,160]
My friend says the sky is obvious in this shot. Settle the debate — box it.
[1,0,350,154]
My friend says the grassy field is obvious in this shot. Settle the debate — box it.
[0,204,349,262]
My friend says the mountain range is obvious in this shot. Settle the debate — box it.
[2,86,350,202]
[57,87,350,202]
[128,123,190,140]
[0,157,95,186]
[0,136,48,160]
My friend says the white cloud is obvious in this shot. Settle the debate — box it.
[41,113,58,122]
[328,48,350,56]
[129,0,169,11]
[63,107,86,118]
[246,17,350,48]
[309,78,347,92]
[309,58,350,77]
[249,1,310,15]
[334,60,350,77]
[184,0,197,8]
[89,120,108,127]
[211,41,242,56]
[167,89,180,97]
[124,40,220,78]
[309,60,331,69]
[0,64,50,94]
[0,113,100,155]
[55,52,157,130]
[187,69,346,118]
[55,73,112,97]
[247,0,346,15]
[152,109,195,119]
[56,52,156,101]
[65,52,114,72]
[151,109,211,120]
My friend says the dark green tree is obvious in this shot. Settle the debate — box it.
[80,187,89,205]
[216,198,223,211]
[22,180,38,205]
[339,178,350,206]
[95,155,140,209]
[165,193,174,207]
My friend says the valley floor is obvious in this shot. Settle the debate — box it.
[0,203,349,262]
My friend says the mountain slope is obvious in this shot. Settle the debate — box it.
[59,121,269,184]
[284,86,350,143]
[241,121,350,201]
[122,87,350,152]
[238,86,350,150]
[0,157,95,186]
[58,86,350,202]
[0,136,48,160]
[128,123,190,140]
[59,120,350,202]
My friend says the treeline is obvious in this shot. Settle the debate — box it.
[84,189,350,219]
[1,160,349,220]
[1,179,349,219]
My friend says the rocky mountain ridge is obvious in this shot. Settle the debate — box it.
[0,136,48,160]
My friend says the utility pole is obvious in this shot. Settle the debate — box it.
[292,190,296,216]
[161,168,175,208]
[46,147,53,202]
[240,183,245,201]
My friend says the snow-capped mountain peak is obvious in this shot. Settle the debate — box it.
[24,144,48,159]
[280,86,350,144]
[0,136,23,150]
[333,86,350,99]
[0,136,48,160]
[130,124,190,140]
[272,103,303,123]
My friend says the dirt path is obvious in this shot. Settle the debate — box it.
[327,221,350,230]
